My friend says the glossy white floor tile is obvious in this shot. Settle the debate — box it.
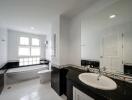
[0,79,67,100]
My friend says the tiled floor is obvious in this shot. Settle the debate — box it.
[0,79,67,100]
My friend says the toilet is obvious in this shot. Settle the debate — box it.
[38,70,51,84]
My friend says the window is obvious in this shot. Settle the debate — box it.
[19,57,40,66]
[20,37,29,45]
[18,37,41,66]
[32,38,40,46]
[18,47,30,56]
[31,47,40,56]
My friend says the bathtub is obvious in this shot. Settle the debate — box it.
[5,65,49,85]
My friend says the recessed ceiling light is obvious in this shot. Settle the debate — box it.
[30,27,35,30]
[109,14,116,19]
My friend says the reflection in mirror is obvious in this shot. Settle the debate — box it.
[81,0,132,76]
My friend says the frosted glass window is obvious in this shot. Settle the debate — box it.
[32,38,40,46]
[33,61,37,64]
[20,37,29,45]
[18,47,30,56]
[19,58,23,62]
[24,58,28,62]
[19,36,42,66]
[29,61,32,65]
[29,58,32,62]
[31,47,40,56]
[24,62,29,65]
[19,57,40,66]
[36,61,39,64]
[19,62,24,66]
[36,57,40,61]
[33,58,36,61]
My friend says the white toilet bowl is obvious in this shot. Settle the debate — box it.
[38,70,51,84]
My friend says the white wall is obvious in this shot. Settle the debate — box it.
[60,16,70,65]
[49,0,120,67]
[8,29,46,61]
[50,0,118,66]
[0,28,8,68]
[69,16,81,66]
[68,0,119,66]
[51,16,60,65]
[68,0,132,72]
[81,20,101,60]
[50,0,132,69]
[99,21,132,72]
[51,16,71,66]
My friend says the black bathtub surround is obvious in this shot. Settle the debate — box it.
[0,59,50,70]
[0,70,5,94]
[0,60,50,94]
[0,61,19,70]
[0,61,15,94]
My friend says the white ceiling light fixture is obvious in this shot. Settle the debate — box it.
[30,27,35,30]
[109,14,116,19]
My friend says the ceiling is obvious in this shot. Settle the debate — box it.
[0,0,96,35]
[82,0,132,34]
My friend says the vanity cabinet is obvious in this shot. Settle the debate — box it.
[73,87,94,100]
[51,66,68,96]
[51,66,62,95]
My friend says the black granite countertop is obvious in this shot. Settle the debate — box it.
[64,66,132,100]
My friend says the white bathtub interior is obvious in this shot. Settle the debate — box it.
[5,65,49,85]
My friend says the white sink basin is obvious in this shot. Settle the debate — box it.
[79,73,117,90]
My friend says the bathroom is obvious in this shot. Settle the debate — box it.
[0,0,132,100]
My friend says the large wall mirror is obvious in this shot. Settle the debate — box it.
[81,0,132,76]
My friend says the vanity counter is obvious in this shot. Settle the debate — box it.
[64,66,132,100]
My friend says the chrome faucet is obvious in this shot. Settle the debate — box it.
[97,67,106,80]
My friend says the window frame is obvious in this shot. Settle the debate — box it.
[31,38,40,46]
[18,36,41,66]
[19,37,30,46]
